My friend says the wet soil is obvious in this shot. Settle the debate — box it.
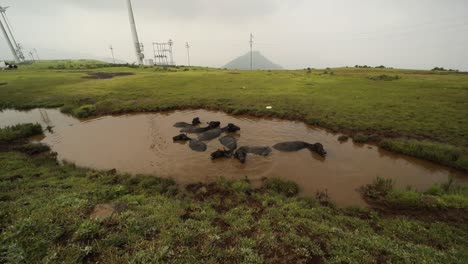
[1,108,466,207]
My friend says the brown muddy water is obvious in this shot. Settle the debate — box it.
[1,108,467,207]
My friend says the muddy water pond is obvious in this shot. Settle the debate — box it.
[1,109,466,207]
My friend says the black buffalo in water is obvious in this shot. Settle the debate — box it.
[173,134,191,142]
[234,146,272,163]
[180,121,221,133]
[174,117,201,128]
[221,123,241,133]
[198,128,222,141]
[211,149,233,159]
[219,136,237,151]
[273,141,327,157]
[198,124,240,141]
[189,140,207,152]
[172,134,207,152]
[211,136,239,160]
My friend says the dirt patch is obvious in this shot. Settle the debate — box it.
[83,72,135,80]
[90,203,127,220]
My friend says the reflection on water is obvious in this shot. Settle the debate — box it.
[1,108,467,207]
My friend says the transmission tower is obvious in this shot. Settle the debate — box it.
[250,33,254,70]
[33,48,40,61]
[152,40,175,66]
[28,51,35,62]
[186,42,190,66]
[168,39,174,66]
[109,45,115,63]
[126,0,144,65]
[0,6,24,63]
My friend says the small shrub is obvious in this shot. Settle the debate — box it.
[338,135,349,142]
[0,123,43,143]
[231,180,251,193]
[353,134,378,143]
[13,143,50,155]
[73,105,96,118]
[379,139,467,171]
[264,178,299,197]
[72,220,101,242]
[308,117,322,126]
[368,75,400,81]
[361,177,394,199]
[138,176,177,195]
[104,233,128,248]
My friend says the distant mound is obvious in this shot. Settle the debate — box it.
[224,51,282,70]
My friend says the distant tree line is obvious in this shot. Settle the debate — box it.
[355,65,393,69]
[431,67,459,72]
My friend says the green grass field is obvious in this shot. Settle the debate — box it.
[1,149,467,263]
[0,61,467,262]
[1,60,467,170]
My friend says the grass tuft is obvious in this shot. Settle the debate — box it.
[72,105,96,118]
[263,178,299,197]
[0,124,43,143]
[380,138,468,171]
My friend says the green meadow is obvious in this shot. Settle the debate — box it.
[0,61,467,263]
[1,60,467,170]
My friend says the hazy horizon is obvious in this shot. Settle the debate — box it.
[1,0,467,70]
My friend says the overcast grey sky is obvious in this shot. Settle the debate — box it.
[1,0,467,70]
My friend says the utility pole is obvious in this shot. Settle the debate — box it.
[109,45,115,63]
[250,33,254,70]
[0,6,20,63]
[186,42,190,66]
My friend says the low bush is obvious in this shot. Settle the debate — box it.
[379,139,468,171]
[263,178,299,197]
[73,105,96,118]
[352,133,379,143]
[13,143,50,155]
[0,124,43,143]
[360,177,394,199]
[362,177,468,211]
[368,74,400,81]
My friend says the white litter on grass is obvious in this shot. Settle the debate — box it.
[266,106,273,109]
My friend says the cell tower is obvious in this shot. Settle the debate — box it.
[126,0,144,65]
[152,40,175,66]
[0,6,25,63]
